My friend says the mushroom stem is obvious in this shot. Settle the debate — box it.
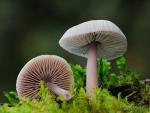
[46,82,72,100]
[86,43,98,96]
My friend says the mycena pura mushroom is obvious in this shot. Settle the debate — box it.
[59,20,127,96]
[16,55,74,100]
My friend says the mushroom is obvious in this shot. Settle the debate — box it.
[59,20,127,96]
[16,55,74,100]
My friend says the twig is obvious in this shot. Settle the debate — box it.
[144,79,150,84]
[126,91,137,98]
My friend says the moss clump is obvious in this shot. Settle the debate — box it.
[0,85,149,113]
[0,82,149,113]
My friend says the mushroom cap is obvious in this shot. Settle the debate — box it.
[59,20,127,60]
[16,55,74,99]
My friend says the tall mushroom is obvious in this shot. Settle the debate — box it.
[59,20,127,96]
[16,55,74,100]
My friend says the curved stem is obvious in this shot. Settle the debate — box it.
[86,43,98,96]
[46,82,72,100]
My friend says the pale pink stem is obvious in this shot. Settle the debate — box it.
[46,82,72,100]
[86,43,98,96]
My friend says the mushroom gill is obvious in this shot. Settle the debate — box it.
[16,55,74,100]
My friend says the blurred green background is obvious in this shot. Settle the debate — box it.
[0,0,150,102]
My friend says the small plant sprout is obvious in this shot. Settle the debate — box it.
[59,20,127,96]
[16,55,74,100]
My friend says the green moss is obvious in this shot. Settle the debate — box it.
[0,86,149,113]
[0,56,150,113]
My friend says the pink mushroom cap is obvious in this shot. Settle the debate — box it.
[16,55,74,100]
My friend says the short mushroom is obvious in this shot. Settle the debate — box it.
[16,55,74,100]
[59,20,127,96]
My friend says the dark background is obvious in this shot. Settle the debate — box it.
[0,0,150,102]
